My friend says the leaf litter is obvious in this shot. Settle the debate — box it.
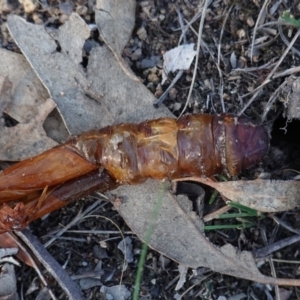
[1,0,300,298]
[0,50,58,160]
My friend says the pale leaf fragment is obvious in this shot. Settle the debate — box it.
[95,0,139,81]
[0,50,57,160]
[0,263,17,298]
[95,0,135,56]
[0,98,57,161]
[57,13,90,65]
[284,76,300,120]
[117,237,133,263]
[175,264,188,291]
[162,44,197,84]
[100,284,131,300]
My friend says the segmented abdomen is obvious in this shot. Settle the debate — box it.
[69,114,269,183]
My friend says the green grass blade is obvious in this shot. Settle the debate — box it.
[132,182,168,300]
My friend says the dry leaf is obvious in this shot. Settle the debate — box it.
[57,13,90,65]
[284,76,300,120]
[0,50,58,160]
[162,44,197,84]
[95,0,135,56]
[7,14,170,136]
[112,180,300,286]
[7,14,105,135]
[95,0,139,81]
[0,263,17,299]
[178,178,300,212]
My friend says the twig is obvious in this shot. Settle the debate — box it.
[273,65,300,78]
[179,0,211,118]
[176,7,188,45]
[239,28,300,116]
[154,71,184,107]
[217,5,233,66]
[203,205,231,222]
[43,199,104,248]
[15,229,84,300]
[154,9,187,107]
[252,234,300,258]
[250,0,268,62]
[278,23,300,57]
[262,79,288,122]
[271,215,300,235]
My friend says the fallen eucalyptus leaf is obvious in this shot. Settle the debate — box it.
[7,14,170,136]
[112,180,300,285]
[176,178,300,212]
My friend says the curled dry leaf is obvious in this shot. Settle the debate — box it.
[176,178,300,212]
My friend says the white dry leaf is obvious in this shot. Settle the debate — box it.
[230,51,237,69]
[117,237,133,263]
[175,264,188,291]
[162,44,197,84]
[100,284,131,300]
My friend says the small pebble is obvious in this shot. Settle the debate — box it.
[237,29,246,39]
[158,14,165,21]
[19,0,38,13]
[59,14,69,24]
[137,26,147,41]
[32,13,43,24]
[131,48,142,60]
[148,73,159,83]
[59,1,73,15]
[76,5,88,16]
[169,87,178,100]
[246,16,255,27]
